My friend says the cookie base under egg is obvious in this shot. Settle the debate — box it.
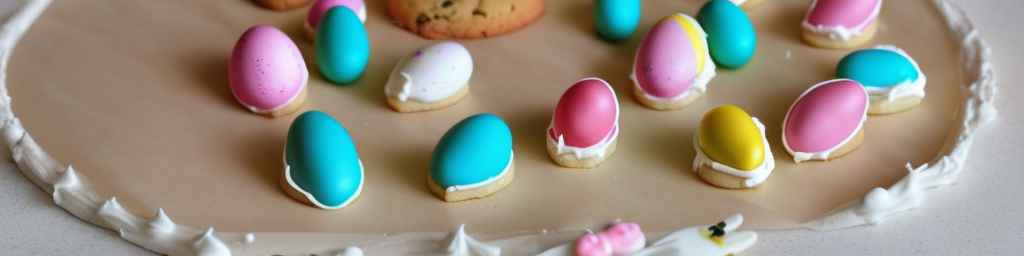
[386,86,470,113]
[632,85,704,111]
[696,164,762,189]
[802,21,878,49]
[869,95,924,115]
[256,0,312,11]
[428,160,515,202]
[545,136,618,169]
[265,86,308,117]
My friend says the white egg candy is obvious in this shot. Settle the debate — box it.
[385,41,474,113]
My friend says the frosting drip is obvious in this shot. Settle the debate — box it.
[862,45,928,103]
[693,118,776,188]
[550,126,618,160]
[445,152,513,193]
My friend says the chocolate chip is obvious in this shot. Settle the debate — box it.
[473,9,487,17]
[417,14,431,25]
[442,0,453,8]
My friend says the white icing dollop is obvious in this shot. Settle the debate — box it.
[444,152,513,193]
[863,45,928,103]
[337,246,364,256]
[448,224,501,256]
[692,118,776,188]
[148,208,176,234]
[193,228,232,256]
[801,0,883,42]
[782,79,870,163]
[385,41,473,103]
[550,126,618,160]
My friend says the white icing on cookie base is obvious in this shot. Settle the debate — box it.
[443,152,514,193]
[692,118,776,188]
[283,160,365,210]
[864,45,928,103]
[801,0,883,42]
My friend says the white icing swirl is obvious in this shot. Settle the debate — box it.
[863,45,928,103]
[692,118,776,188]
[801,0,883,42]
[448,224,501,256]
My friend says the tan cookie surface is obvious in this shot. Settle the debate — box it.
[386,86,470,113]
[428,161,515,202]
[388,0,544,39]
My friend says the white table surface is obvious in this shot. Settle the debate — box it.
[1,0,1021,255]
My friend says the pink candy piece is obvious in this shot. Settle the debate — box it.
[575,222,646,256]
[550,78,619,147]
[805,0,881,29]
[634,17,699,98]
[784,79,868,153]
[307,0,365,29]
[229,25,308,112]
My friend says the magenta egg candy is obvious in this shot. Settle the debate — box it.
[550,78,619,147]
[783,79,869,162]
[229,25,308,117]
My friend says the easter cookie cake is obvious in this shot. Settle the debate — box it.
[0,0,996,255]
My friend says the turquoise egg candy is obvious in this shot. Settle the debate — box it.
[316,6,370,85]
[593,0,641,42]
[431,113,513,189]
[285,110,363,209]
[697,0,756,69]
[837,47,921,88]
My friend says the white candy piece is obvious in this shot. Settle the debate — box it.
[385,41,473,103]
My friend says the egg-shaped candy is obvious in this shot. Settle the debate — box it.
[694,105,774,189]
[229,25,308,117]
[697,0,757,69]
[547,78,620,168]
[283,111,364,209]
[385,41,473,113]
[430,113,514,202]
[593,0,641,42]
[837,45,927,114]
[802,0,882,48]
[783,79,869,162]
[305,0,366,40]
[316,6,370,85]
[631,13,716,110]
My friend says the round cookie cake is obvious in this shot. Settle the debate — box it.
[0,0,996,255]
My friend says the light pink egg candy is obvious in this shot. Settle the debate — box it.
[598,222,646,255]
[549,78,619,148]
[634,16,699,98]
[229,25,308,112]
[784,79,868,153]
[804,0,881,29]
[307,0,366,29]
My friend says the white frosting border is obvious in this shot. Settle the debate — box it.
[781,79,870,163]
[444,151,514,193]
[860,45,928,103]
[801,0,883,42]
[0,0,996,254]
[546,77,621,160]
[692,118,776,188]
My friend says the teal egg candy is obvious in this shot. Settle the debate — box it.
[697,0,756,69]
[593,0,641,42]
[431,113,513,190]
[316,6,370,85]
[285,111,363,209]
[837,47,921,88]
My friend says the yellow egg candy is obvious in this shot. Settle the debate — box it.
[697,105,766,170]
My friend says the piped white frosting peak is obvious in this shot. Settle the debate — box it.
[801,0,883,42]
[692,118,776,188]
[864,45,928,103]
[0,0,996,255]
[448,224,501,256]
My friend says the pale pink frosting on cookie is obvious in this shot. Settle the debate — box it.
[783,79,868,153]
[307,0,365,29]
[575,222,646,256]
[228,25,308,112]
[549,78,619,147]
[804,0,882,31]
[633,17,699,98]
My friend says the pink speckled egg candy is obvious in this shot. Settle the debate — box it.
[632,13,715,110]
[783,79,869,162]
[305,0,366,40]
[229,25,308,117]
[547,78,620,168]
